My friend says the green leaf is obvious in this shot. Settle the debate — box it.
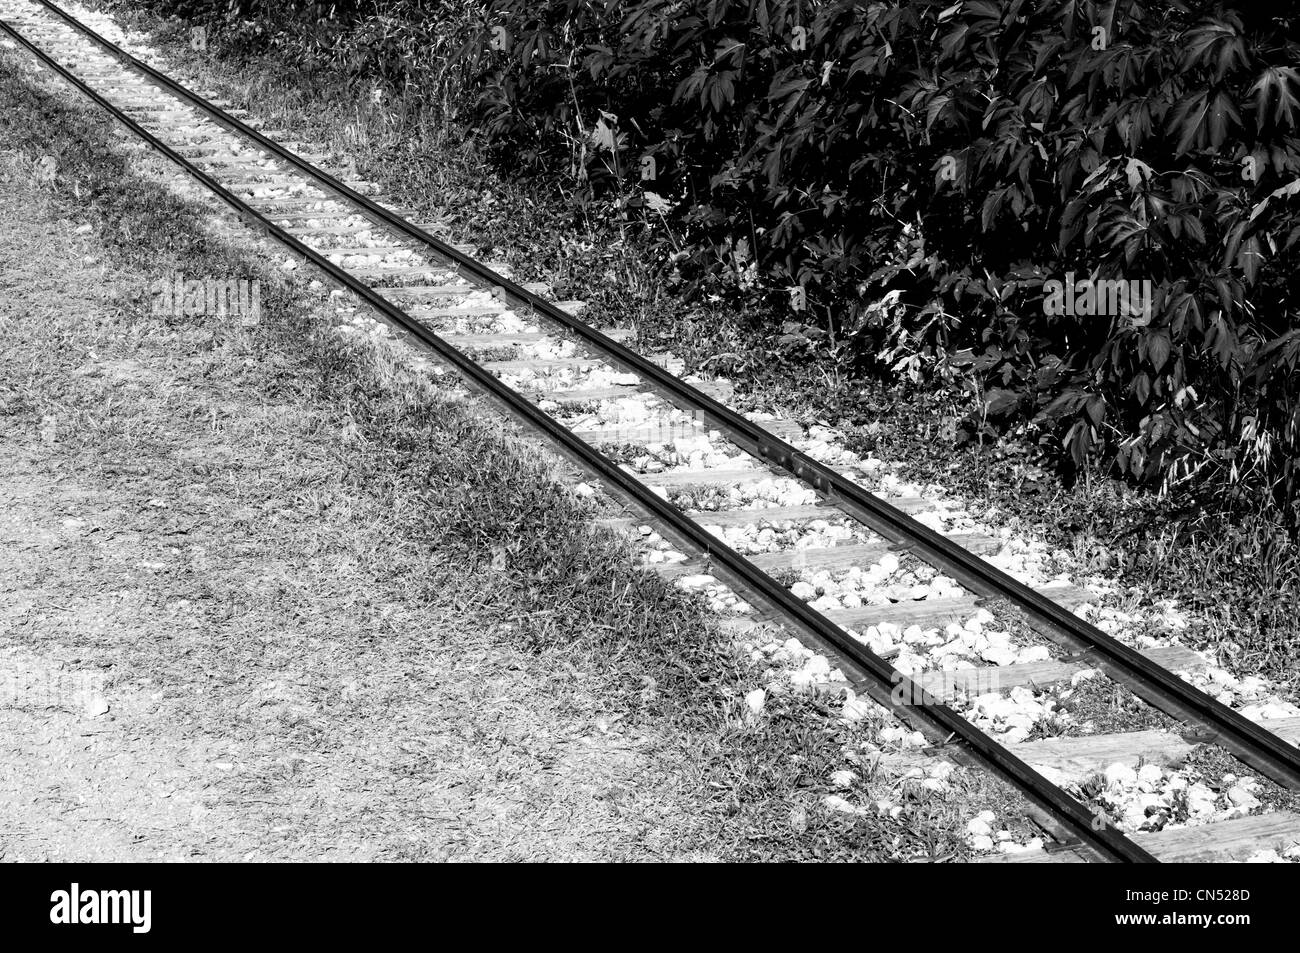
[1148,330,1171,371]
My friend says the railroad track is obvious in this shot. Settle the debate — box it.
[4,0,1299,863]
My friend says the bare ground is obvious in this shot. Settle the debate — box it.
[0,159,703,862]
[0,45,992,862]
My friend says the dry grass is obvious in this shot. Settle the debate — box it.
[0,156,698,862]
[114,0,1300,710]
[0,47,1035,862]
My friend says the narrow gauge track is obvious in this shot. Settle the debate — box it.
[5,0,1300,863]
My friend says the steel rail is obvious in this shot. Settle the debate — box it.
[39,0,1300,796]
[0,8,1161,862]
[0,5,1237,860]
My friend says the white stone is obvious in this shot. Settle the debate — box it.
[1186,782,1219,817]
[925,759,956,780]
[841,692,875,722]
[676,574,715,590]
[1226,785,1260,811]
[981,646,1019,666]
[1104,763,1137,789]
[1137,764,1164,787]
[823,794,864,815]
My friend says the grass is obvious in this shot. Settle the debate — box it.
[93,0,1300,712]
[0,40,1046,862]
[29,0,1299,860]
[50,0,1300,851]
[846,402,1300,703]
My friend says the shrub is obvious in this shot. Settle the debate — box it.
[115,0,1300,524]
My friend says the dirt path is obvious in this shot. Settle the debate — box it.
[0,154,698,862]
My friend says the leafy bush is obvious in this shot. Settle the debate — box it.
[460,1,1300,517]
[128,1,477,98]
[118,0,1300,523]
